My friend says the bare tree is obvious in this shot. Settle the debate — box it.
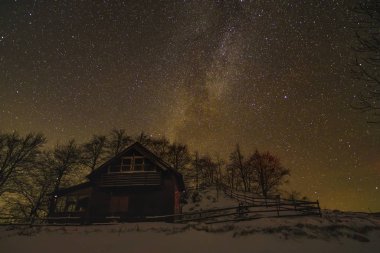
[82,135,107,171]
[0,132,45,195]
[192,152,200,190]
[136,131,153,146]
[107,129,133,156]
[215,155,225,200]
[247,150,289,198]
[48,140,82,215]
[149,137,170,160]
[6,152,55,223]
[167,143,191,172]
[228,144,250,192]
[351,1,380,123]
[198,155,218,186]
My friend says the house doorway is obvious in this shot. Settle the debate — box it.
[109,196,129,216]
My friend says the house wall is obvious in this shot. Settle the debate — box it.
[86,186,109,221]
[85,172,176,221]
[52,144,185,223]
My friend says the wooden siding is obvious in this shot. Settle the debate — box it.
[51,143,185,222]
[99,172,161,187]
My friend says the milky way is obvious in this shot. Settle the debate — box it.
[0,0,379,211]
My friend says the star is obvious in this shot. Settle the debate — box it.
[0,0,379,212]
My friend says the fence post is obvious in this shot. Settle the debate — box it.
[317,200,322,217]
[276,195,280,217]
[216,182,219,201]
[293,199,297,211]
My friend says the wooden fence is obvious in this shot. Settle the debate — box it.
[219,183,321,215]
[0,185,321,226]
[165,183,321,224]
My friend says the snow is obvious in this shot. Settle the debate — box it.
[182,186,239,212]
[1,187,379,252]
[1,214,380,253]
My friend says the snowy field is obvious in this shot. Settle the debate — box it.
[1,188,379,253]
[1,211,380,253]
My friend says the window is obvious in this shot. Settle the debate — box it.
[121,158,132,171]
[75,197,89,212]
[108,155,155,173]
[65,197,76,212]
[56,197,66,212]
[134,157,144,171]
[144,159,155,171]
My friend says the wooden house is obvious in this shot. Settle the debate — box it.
[50,142,185,223]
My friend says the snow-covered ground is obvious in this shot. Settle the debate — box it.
[182,186,239,212]
[1,213,380,253]
[1,187,379,253]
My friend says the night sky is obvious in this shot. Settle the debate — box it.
[0,0,379,212]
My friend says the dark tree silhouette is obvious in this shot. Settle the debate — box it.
[167,143,191,172]
[7,152,55,223]
[192,152,200,190]
[247,150,290,198]
[215,155,225,199]
[107,129,133,156]
[48,140,82,215]
[136,131,152,146]
[351,1,380,123]
[214,155,224,185]
[228,144,250,192]
[198,154,218,186]
[0,132,45,195]
[82,135,107,171]
[150,137,170,160]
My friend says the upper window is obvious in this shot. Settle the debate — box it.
[121,158,132,171]
[108,155,154,173]
[144,159,154,171]
[134,157,144,171]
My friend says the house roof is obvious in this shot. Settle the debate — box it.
[87,142,185,190]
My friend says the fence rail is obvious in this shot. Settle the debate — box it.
[177,183,321,223]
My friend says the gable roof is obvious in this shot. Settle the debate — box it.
[87,142,177,179]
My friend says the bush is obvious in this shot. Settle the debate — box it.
[191,191,202,203]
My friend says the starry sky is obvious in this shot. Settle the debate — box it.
[0,0,379,212]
